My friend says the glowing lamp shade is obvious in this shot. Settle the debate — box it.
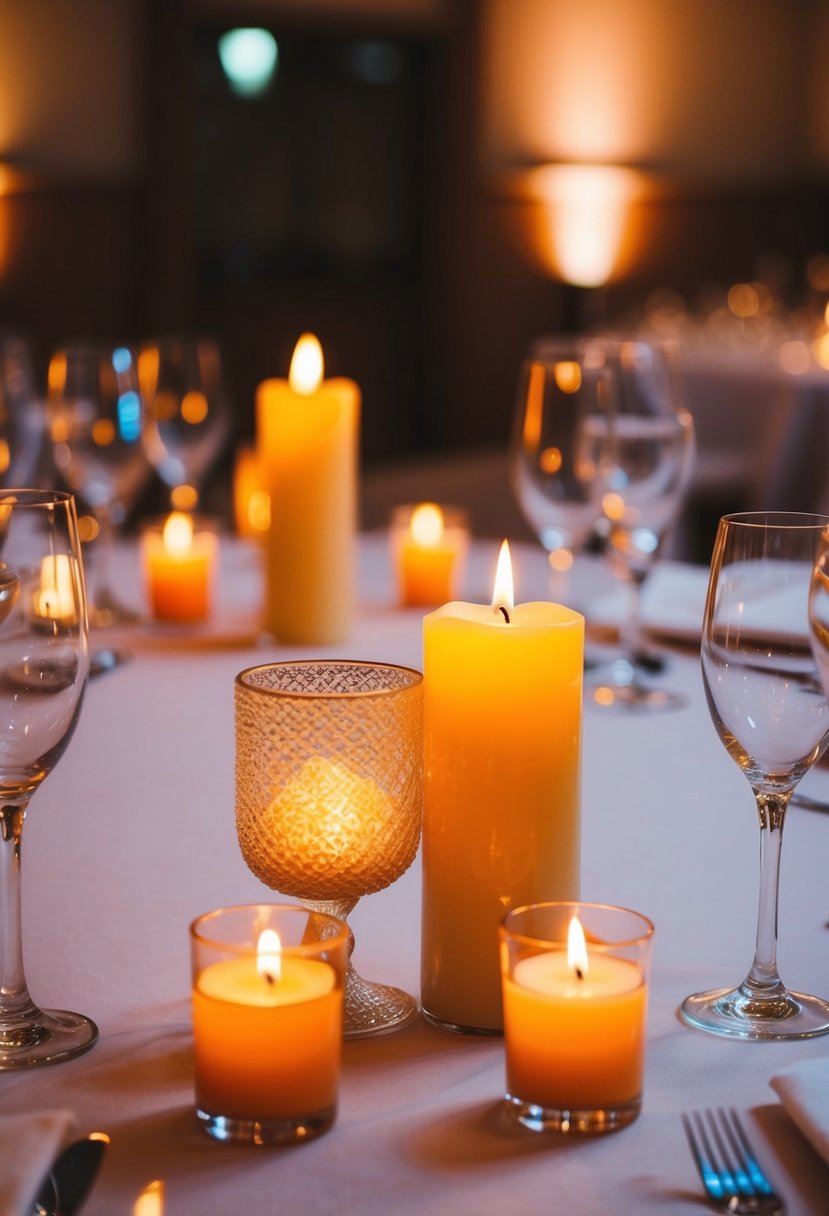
[218,28,279,98]
[528,164,640,288]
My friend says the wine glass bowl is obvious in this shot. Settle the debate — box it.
[585,337,695,710]
[0,332,44,488]
[138,335,231,511]
[682,511,829,1040]
[48,342,149,626]
[0,489,93,1068]
[510,339,605,568]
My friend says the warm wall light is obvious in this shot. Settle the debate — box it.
[524,164,642,288]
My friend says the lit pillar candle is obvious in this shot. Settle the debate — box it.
[256,334,359,645]
[142,512,216,622]
[421,541,583,1033]
[500,903,653,1132]
[193,930,341,1121]
[390,503,469,607]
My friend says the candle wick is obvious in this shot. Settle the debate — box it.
[497,605,510,624]
[263,971,276,986]
[575,967,584,981]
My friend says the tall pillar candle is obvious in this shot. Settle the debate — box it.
[256,334,359,645]
[421,541,583,1033]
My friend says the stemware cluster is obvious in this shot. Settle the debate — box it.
[511,334,696,710]
[46,336,231,627]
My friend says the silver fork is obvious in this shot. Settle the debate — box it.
[682,1108,785,1215]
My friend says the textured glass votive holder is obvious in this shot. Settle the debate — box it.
[235,659,423,1038]
[500,901,654,1135]
[190,903,349,1145]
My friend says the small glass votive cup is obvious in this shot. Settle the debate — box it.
[141,512,217,622]
[499,901,654,1135]
[389,502,469,607]
[190,903,349,1145]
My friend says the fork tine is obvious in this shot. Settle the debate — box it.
[683,1108,784,1215]
[725,1108,777,1199]
[682,1111,727,1204]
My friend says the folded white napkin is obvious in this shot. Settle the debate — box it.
[0,1109,76,1216]
[770,1057,829,1165]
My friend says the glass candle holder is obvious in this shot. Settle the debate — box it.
[500,901,654,1135]
[389,503,469,607]
[235,660,423,1038]
[141,512,217,622]
[190,903,349,1145]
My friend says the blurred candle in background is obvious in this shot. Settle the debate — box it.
[142,512,216,622]
[256,334,359,645]
[390,502,469,607]
[233,443,270,539]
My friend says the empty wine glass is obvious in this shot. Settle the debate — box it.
[682,511,829,1040]
[0,332,44,488]
[587,337,695,711]
[510,337,607,599]
[48,342,150,627]
[138,335,231,511]
[0,489,94,1068]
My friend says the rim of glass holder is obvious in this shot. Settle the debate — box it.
[235,658,423,699]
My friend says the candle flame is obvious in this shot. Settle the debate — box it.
[410,502,444,547]
[257,928,282,983]
[162,511,194,556]
[289,333,324,395]
[133,1179,164,1216]
[492,539,514,617]
[567,914,589,980]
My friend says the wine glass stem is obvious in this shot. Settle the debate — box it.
[620,569,648,660]
[93,507,118,606]
[745,793,788,992]
[0,802,33,1010]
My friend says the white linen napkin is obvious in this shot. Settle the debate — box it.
[770,1057,829,1165]
[0,1109,76,1216]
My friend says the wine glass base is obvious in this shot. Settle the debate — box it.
[680,985,829,1041]
[0,1007,99,1069]
[344,969,419,1039]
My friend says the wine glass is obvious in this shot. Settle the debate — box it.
[681,511,829,1040]
[235,659,423,1038]
[47,342,150,627]
[0,332,45,488]
[586,336,695,711]
[510,337,607,600]
[0,489,94,1068]
[138,335,231,511]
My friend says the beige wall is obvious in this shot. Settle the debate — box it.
[481,0,815,184]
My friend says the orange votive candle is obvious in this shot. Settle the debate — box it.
[143,512,216,621]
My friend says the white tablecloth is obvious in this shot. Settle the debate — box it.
[4,535,828,1215]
